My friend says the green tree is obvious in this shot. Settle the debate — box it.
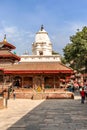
[63,26,87,73]
[52,50,59,55]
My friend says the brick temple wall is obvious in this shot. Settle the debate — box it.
[3,88,74,100]
[10,91,74,99]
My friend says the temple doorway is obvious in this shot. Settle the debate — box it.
[13,76,22,88]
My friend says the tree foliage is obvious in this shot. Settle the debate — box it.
[52,50,59,55]
[63,26,87,72]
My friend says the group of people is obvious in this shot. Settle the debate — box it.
[66,80,87,104]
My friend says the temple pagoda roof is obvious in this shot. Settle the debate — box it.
[0,62,73,74]
[0,35,20,63]
[0,50,20,61]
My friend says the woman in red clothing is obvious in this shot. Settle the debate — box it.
[80,87,85,104]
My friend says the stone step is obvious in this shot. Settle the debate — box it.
[32,93,43,100]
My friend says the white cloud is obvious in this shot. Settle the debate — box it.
[0,21,86,56]
[4,26,17,34]
[48,21,87,55]
[0,23,34,55]
[64,21,87,33]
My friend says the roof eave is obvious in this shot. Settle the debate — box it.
[4,70,74,74]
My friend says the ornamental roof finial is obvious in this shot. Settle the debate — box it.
[41,25,44,31]
[3,34,7,42]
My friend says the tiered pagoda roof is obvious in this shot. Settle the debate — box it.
[0,35,20,63]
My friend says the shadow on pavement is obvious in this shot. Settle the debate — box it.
[7,97,87,130]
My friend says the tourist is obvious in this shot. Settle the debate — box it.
[80,87,85,104]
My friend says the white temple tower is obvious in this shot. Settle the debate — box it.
[20,25,61,62]
[32,25,52,55]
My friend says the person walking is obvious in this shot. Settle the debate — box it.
[13,90,16,99]
[80,87,85,104]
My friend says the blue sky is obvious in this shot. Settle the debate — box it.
[0,0,87,55]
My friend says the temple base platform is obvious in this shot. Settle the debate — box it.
[9,88,74,99]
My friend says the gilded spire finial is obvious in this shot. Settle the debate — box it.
[3,34,7,42]
[41,25,44,31]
